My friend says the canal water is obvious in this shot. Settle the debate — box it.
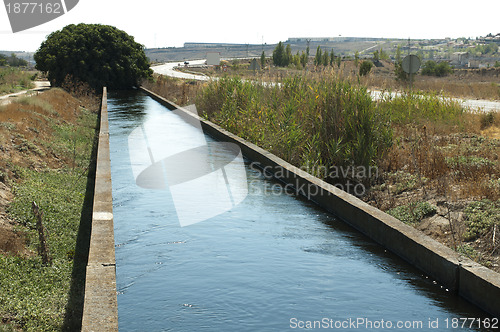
[108,90,489,331]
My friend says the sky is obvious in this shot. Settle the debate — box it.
[1,0,499,52]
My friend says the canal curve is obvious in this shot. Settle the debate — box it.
[107,90,489,331]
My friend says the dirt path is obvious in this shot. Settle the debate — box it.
[0,81,50,105]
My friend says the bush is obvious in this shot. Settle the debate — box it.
[463,200,500,240]
[480,111,496,129]
[388,201,437,225]
[359,61,373,76]
[421,60,453,77]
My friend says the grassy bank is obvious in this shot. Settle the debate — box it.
[0,88,98,331]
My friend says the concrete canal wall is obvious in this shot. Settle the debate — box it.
[140,86,500,318]
[81,87,118,331]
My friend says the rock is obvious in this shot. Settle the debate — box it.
[427,214,450,227]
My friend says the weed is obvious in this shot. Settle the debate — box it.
[15,138,44,155]
[480,111,496,129]
[387,170,427,194]
[387,201,437,225]
[0,123,16,131]
[0,323,16,332]
[457,243,482,261]
[142,74,200,106]
[463,200,500,241]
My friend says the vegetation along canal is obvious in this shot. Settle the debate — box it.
[107,90,490,331]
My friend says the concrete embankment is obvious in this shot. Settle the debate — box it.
[81,87,118,331]
[140,86,500,318]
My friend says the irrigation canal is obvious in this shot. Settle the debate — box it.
[107,90,490,331]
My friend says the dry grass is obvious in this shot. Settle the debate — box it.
[141,75,201,106]
[193,59,500,101]
[361,62,500,100]
[0,87,96,173]
[368,110,500,270]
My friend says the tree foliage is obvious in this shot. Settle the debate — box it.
[300,51,308,68]
[396,46,402,63]
[314,46,322,66]
[0,53,28,67]
[322,50,329,66]
[421,60,453,77]
[34,23,152,90]
[272,41,291,67]
[468,43,498,56]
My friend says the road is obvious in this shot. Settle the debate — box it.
[369,90,500,112]
[151,60,209,81]
[152,61,500,112]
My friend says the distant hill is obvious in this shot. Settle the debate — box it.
[145,37,408,63]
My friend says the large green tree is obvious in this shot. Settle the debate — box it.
[34,23,152,90]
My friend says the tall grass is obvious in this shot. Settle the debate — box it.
[0,68,33,95]
[141,74,200,106]
[376,91,466,131]
[197,75,393,186]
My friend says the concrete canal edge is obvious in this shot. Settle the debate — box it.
[140,86,500,318]
[81,87,119,331]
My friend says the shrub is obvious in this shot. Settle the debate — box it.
[388,201,437,225]
[421,60,453,77]
[359,61,373,76]
[463,200,500,240]
[197,75,393,185]
[480,111,496,129]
